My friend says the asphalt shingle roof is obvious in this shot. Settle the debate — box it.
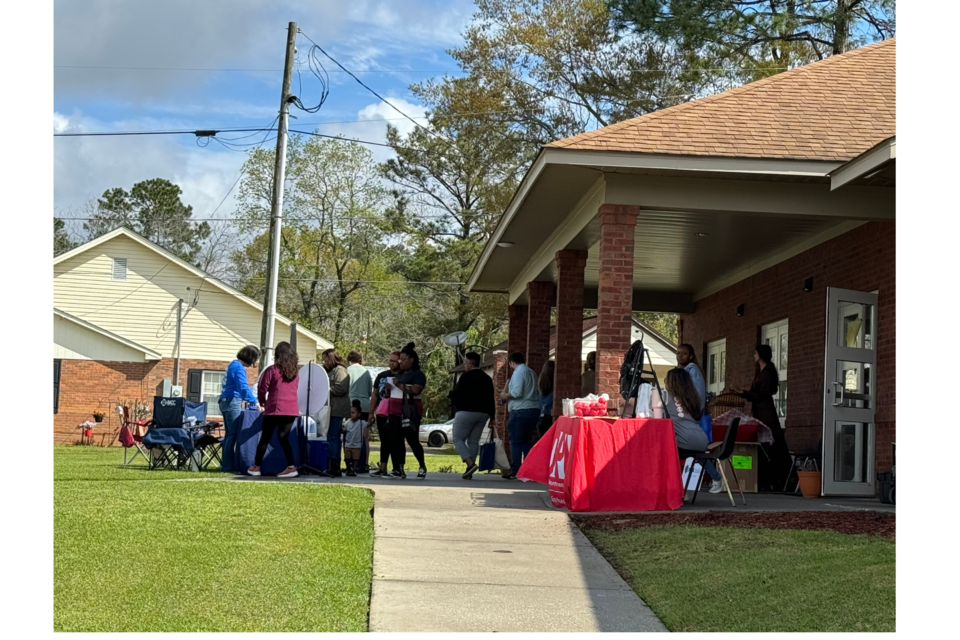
[546,39,895,162]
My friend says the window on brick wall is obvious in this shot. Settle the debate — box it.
[705,339,726,398]
[761,319,788,427]
[54,359,62,414]
[187,368,225,410]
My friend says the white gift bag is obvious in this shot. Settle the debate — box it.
[635,383,653,418]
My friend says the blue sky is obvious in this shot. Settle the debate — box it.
[54,0,476,219]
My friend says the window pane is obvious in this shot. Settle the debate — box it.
[708,354,716,384]
[779,332,788,371]
[719,351,726,386]
[833,421,871,483]
[776,380,787,418]
[835,361,872,409]
[201,371,224,410]
[838,302,875,349]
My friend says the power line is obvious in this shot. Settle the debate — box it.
[54,127,273,137]
[54,64,790,74]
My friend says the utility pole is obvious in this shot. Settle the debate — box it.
[173,298,183,386]
[259,21,298,371]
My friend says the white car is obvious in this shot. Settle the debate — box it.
[419,418,453,448]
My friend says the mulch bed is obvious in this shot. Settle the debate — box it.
[573,510,895,538]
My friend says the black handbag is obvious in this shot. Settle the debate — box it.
[401,389,421,430]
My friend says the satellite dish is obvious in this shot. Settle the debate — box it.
[297,362,329,415]
[443,331,469,347]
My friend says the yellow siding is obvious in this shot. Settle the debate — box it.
[54,314,150,361]
[54,235,321,363]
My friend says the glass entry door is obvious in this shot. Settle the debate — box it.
[822,288,878,496]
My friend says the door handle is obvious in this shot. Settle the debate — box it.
[832,381,844,406]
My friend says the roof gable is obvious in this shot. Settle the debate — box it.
[54,308,162,360]
[54,227,333,350]
[547,38,895,162]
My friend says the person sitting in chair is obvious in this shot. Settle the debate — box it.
[662,368,709,460]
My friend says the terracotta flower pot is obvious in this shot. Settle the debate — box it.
[797,470,821,499]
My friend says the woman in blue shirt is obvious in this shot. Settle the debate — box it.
[218,345,260,472]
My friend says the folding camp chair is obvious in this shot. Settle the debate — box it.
[685,417,746,506]
[118,406,150,465]
[192,421,224,471]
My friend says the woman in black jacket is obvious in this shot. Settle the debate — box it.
[730,344,792,491]
[450,351,496,479]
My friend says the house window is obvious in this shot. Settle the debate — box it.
[112,257,127,280]
[186,368,226,412]
[54,359,62,414]
[705,339,726,398]
[761,319,788,426]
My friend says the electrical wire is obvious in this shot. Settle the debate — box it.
[288,42,329,114]
[55,64,791,74]
[298,30,450,143]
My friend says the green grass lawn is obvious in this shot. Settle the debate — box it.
[54,446,375,632]
[578,524,895,633]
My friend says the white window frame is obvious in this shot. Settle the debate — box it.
[200,370,225,410]
[705,338,727,398]
[761,319,788,428]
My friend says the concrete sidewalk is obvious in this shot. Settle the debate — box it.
[362,476,667,632]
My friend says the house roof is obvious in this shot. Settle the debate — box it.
[54,227,334,351]
[547,38,895,162]
[54,307,163,360]
[450,316,676,373]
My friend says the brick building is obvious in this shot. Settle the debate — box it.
[54,228,333,445]
[467,40,895,497]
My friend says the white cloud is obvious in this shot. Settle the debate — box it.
[53,97,428,221]
[54,111,247,222]
[54,0,472,101]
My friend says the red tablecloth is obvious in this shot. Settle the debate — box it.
[518,416,683,512]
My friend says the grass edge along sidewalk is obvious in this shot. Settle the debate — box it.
[576,521,895,633]
[54,446,375,632]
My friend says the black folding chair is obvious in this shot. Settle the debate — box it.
[685,417,746,506]
[193,422,224,471]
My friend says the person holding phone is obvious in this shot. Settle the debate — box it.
[369,352,401,478]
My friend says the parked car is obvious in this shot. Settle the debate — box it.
[419,418,453,448]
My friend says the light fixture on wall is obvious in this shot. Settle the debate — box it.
[736,304,745,317]
[497,241,514,248]
[694,232,709,237]
[803,276,814,292]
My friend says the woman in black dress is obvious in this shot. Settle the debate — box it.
[731,344,792,491]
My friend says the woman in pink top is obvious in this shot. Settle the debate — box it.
[248,342,300,478]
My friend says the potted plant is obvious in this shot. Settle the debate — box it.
[797,458,821,499]
[92,411,106,423]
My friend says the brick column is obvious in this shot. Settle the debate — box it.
[503,304,528,468]
[526,281,555,379]
[507,304,528,368]
[492,351,509,445]
[553,249,587,416]
[596,204,639,408]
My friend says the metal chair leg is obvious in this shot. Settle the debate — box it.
[726,459,746,506]
[716,461,736,507]
[682,458,695,500]
[690,460,706,505]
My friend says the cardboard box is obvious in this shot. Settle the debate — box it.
[725,442,759,493]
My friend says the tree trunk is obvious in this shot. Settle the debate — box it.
[833,0,851,54]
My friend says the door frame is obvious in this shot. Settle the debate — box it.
[822,287,878,496]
